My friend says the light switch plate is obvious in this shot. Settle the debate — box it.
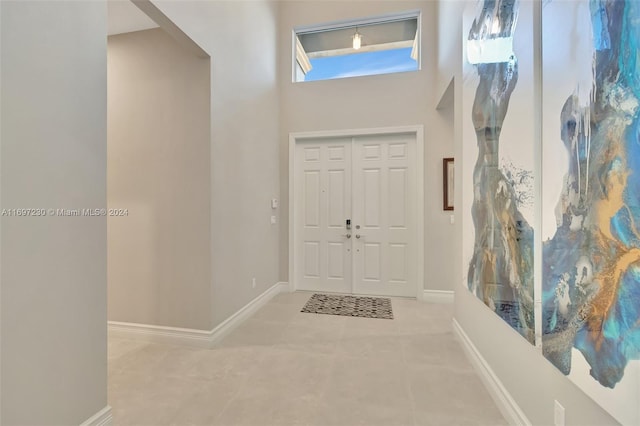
[271,198,278,209]
[270,215,277,225]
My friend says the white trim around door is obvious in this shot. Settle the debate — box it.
[288,125,424,300]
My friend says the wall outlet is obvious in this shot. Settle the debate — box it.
[270,215,277,225]
[554,400,565,426]
[252,277,256,289]
[271,198,278,209]
[450,214,455,225]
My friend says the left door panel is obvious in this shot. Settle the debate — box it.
[295,138,352,293]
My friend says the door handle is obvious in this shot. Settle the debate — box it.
[355,234,362,239]
[344,234,352,239]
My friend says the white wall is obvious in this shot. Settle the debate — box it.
[107,28,212,330]
[278,0,456,293]
[439,0,619,424]
[149,0,281,327]
[0,1,108,423]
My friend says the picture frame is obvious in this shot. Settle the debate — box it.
[443,158,454,211]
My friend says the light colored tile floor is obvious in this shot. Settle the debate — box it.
[108,291,507,426]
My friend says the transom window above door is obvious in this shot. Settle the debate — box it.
[293,11,421,83]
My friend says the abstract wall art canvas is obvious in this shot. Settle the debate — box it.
[542,0,640,423]
[462,0,536,344]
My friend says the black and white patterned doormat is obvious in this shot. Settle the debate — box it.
[301,294,393,320]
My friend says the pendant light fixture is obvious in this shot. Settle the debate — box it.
[352,27,362,50]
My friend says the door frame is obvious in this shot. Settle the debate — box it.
[288,125,425,300]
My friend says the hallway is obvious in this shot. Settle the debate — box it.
[108,292,507,425]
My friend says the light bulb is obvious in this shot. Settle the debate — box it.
[352,31,361,50]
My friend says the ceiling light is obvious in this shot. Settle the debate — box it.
[352,28,362,50]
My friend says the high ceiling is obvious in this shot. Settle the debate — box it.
[108,0,159,36]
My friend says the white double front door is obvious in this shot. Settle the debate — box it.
[294,132,418,297]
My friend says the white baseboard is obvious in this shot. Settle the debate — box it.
[452,319,531,426]
[422,289,454,303]
[108,282,289,349]
[80,406,112,426]
[209,281,289,346]
[108,320,214,348]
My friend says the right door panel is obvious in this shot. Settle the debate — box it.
[352,134,417,297]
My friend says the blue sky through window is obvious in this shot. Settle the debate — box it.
[304,47,417,82]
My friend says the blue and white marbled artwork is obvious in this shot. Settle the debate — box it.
[463,0,536,344]
[542,0,640,423]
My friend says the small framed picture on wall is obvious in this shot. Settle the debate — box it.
[443,158,454,211]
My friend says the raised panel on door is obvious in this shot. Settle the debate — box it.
[303,242,320,278]
[327,242,346,279]
[304,171,321,227]
[295,139,352,294]
[388,168,408,228]
[352,134,417,297]
[389,243,408,283]
[363,168,381,228]
[328,170,346,228]
[363,243,381,280]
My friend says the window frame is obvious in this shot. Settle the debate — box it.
[291,10,422,83]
